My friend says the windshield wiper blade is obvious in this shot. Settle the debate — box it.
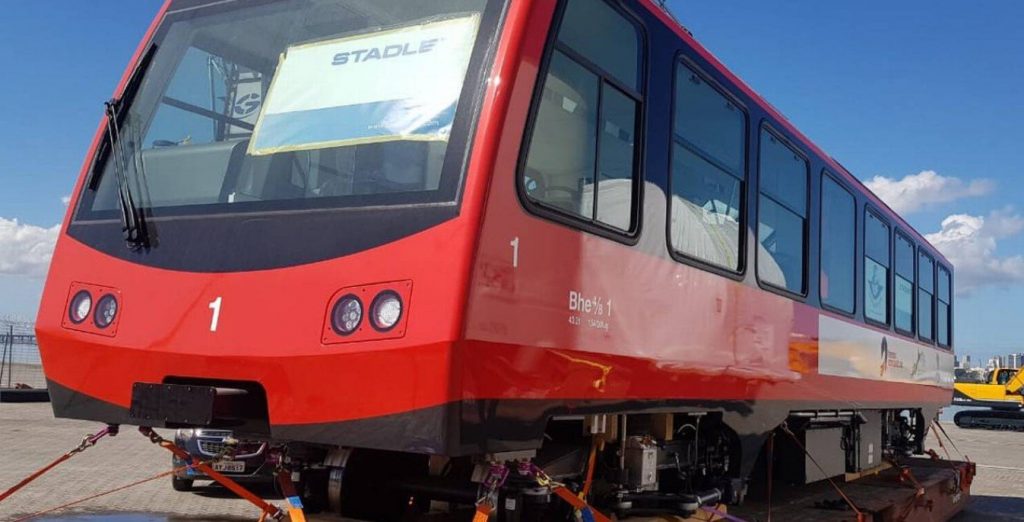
[92,43,158,250]
[104,99,147,249]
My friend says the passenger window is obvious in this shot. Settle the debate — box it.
[919,253,935,342]
[670,63,746,271]
[757,128,808,294]
[522,0,642,232]
[558,0,640,89]
[596,85,639,230]
[820,175,855,313]
[938,265,951,347]
[864,210,890,325]
[894,232,915,334]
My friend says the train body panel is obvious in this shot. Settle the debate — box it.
[36,0,960,516]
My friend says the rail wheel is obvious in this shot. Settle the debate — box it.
[328,448,429,521]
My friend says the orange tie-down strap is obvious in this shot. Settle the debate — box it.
[139,427,284,520]
[551,486,612,522]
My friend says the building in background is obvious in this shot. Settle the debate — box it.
[1008,353,1022,369]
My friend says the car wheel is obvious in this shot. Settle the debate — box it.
[172,475,194,492]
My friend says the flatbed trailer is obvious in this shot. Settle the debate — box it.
[719,457,975,522]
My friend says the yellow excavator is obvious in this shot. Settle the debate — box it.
[953,367,1024,429]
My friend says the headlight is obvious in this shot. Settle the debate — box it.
[68,291,92,324]
[331,295,363,335]
[370,291,402,332]
[94,294,118,328]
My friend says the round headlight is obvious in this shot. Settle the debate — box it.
[94,294,119,329]
[68,290,92,324]
[370,291,403,332]
[331,295,363,335]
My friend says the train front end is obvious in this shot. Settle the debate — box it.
[36,0,509,453]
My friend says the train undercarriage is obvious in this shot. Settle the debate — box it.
[249,407,948,521]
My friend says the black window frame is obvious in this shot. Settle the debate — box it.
[818,170,856,316]
[665,55,749,280]
[893,229,916,338]
[863,207,891,328]
[515,0,647,244]
[918,250,936,344]
[937,263,952,349]
[755,122,810,299]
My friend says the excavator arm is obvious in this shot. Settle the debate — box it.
[1006,368,1024,395]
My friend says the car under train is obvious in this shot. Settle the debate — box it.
[37,0,956,519]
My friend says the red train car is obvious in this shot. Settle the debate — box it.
[38,0,956,518]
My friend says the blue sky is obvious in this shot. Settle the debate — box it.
[0,1,1022,362]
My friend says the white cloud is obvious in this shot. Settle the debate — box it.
[865,170,993,214]
[61,195,71,206]
[925,207,1024,295]
[0,218,60,279]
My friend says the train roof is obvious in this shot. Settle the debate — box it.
[642,0,949,267]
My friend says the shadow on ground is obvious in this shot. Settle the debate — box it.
[954,495,1024,521]
[183,482,281,501]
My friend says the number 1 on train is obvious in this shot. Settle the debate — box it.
[209,297,222,332]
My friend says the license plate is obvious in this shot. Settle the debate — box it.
[213,461,246,473]
[129,383,216,426]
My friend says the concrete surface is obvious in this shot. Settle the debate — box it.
[1,402,1022,521]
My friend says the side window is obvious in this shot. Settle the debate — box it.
[820,175,855,313]
[864,210,890,325]
[757,128,808,294]
[919,252,935,342]
[669,62,746,271]
[521,0,642,233]
[938,265,952,347]
[894,232,915,334]
[997,369,1014,385]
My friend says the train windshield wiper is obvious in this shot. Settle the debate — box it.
[103,99,147,249]
[96,44,158,250]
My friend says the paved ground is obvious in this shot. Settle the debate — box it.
[1,402,1023,521]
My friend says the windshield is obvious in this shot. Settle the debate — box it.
[77,0,493,221]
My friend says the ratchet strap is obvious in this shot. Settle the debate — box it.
[274,469,307,522]
[140,427,285,520]
[0,424,118,503]
[781,423,867,522]
[528,463,611,522]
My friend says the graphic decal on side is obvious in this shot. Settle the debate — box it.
[819,315,953,388]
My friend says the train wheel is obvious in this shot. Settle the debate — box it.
[328,448,429,521]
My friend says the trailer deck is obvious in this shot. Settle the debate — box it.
[727,457,974,522]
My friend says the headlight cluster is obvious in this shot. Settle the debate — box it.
[324,281,411,343]
[330,290,404,336]
[66,288,119,330]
